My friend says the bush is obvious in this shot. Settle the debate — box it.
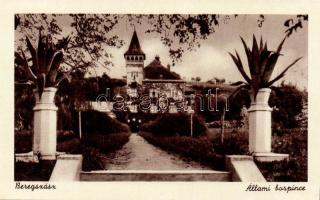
[57,138,81,154]
[81,132,130,171]
[207,120,241,129]
[81,146,105,172]
[211,129,249,155]
[15,130,80,153]
[15,160,56,181]
[256,128,307,181]
[82,110,130,135]
[82,132,130,153]
[269,83,305,128]
[140,113,207,137]
[15,130,32,153]
[57,130,77,142]
[139,132,224,170]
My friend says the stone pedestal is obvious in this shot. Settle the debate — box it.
[248,88,272,153]
[33,87,58,160]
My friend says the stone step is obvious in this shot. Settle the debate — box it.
[80,170,231,181]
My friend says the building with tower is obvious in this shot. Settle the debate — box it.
[124,30,145,86]
[124,30,187,113]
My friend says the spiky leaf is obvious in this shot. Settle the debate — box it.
[251,35,259,75]
[26,36,38,74]
[229,52,251,84]
[37,73,46,99]
[230,81,247,86]
[37,33,47,74]
[47,51,64,86]
[262,52,281,83]
[267,57,302,87]
[19,50,37,81]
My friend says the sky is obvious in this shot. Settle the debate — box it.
[106,15,308,90]
[18,14,308,90]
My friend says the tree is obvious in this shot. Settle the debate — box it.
[15,14,308,72]
[15,14,123,75]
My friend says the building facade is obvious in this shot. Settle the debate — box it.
[124,30,187,114]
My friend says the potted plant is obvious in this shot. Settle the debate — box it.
[15,32,70,160]
[229,35,301,156]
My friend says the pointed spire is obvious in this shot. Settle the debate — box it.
[124,30,145,58]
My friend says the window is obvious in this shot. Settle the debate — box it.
[131,71,138,78]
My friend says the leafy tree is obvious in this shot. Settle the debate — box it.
[15,14,308,71]
[269,82,305,128]
[14,14,307,131]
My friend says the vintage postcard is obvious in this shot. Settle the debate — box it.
[0,0,319,199]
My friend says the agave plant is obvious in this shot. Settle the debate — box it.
[229,35,302,99]
[15,32,70,98]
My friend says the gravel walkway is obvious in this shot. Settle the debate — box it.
[102,134,211,170]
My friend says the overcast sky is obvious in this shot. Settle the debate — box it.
[22,14,308,90]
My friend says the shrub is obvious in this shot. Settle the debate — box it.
[81,132,130,171]
[256,128,307,181]
[207,120,241,129]
[211,129,249,155]
[14,130,32,153]
[269,83,305,128]
[82,110,130,135]
[81,145,105,172]
[57,130,77,142]
[140,113,207,137]
[139,132,225,170]
[57,138,81,154]
[82,132,130,153]
[15,130,80,153]
[15,160,56,181]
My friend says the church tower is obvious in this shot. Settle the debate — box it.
[124,30,145,86]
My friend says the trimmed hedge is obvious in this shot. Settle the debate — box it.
[57,138,81,154]
[139,132,224,170]
[81,145,105,172]
[82,132,130,154]
[81,132,131,171]
[82,110,130,135]
[140,113,207,137]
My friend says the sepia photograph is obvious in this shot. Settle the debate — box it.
[13,13,308,183]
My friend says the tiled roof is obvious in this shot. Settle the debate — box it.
[144,56,181,80]
[124,30,145,57]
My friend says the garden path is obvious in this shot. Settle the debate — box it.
[102,133,211,170]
